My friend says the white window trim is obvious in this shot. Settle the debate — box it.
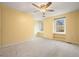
[53,17,66,34]
[39,21,43,32]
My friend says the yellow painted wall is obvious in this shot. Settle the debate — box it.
[42,17,53,39]
[77,12,79,39]
[38,17,54,39]
[76,12,79,40]
[40,11,79,44]
[0,5,1,47]
[53,34,65,41]
[65,11,79,44]
[0,4,35,46]
[53,11,79,43]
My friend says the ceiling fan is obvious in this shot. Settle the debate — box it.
[32,2,54,17]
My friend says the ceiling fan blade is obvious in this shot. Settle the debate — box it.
[32,3,40,9]
[46,2,52,8]
[33,10,39,13]
[47,9,54,12]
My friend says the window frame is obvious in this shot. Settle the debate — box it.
[53,17,66,34]
[38,21,43,32]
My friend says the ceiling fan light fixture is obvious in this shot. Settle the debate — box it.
[32,2,54,17]
[40,9,46,13]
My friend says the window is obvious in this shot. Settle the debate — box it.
[39,21,43,32]
[53,17,66,34]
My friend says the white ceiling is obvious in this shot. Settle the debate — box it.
[1,2,79,20]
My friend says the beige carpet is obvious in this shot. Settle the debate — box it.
[0,37,79,57]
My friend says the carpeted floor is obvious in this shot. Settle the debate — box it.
[0,37,79,57]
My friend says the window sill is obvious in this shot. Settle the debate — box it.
[53,32,66,35]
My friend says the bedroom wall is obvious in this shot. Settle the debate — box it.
[37,17,54,39]
[40,11,79,44]
[0,5,1,47]
[75,12,79,41]
[64,11,79,44]
[53,11,79,44]
[78,13,79,40]
[0,4,35,47]
[53,34,65,41]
